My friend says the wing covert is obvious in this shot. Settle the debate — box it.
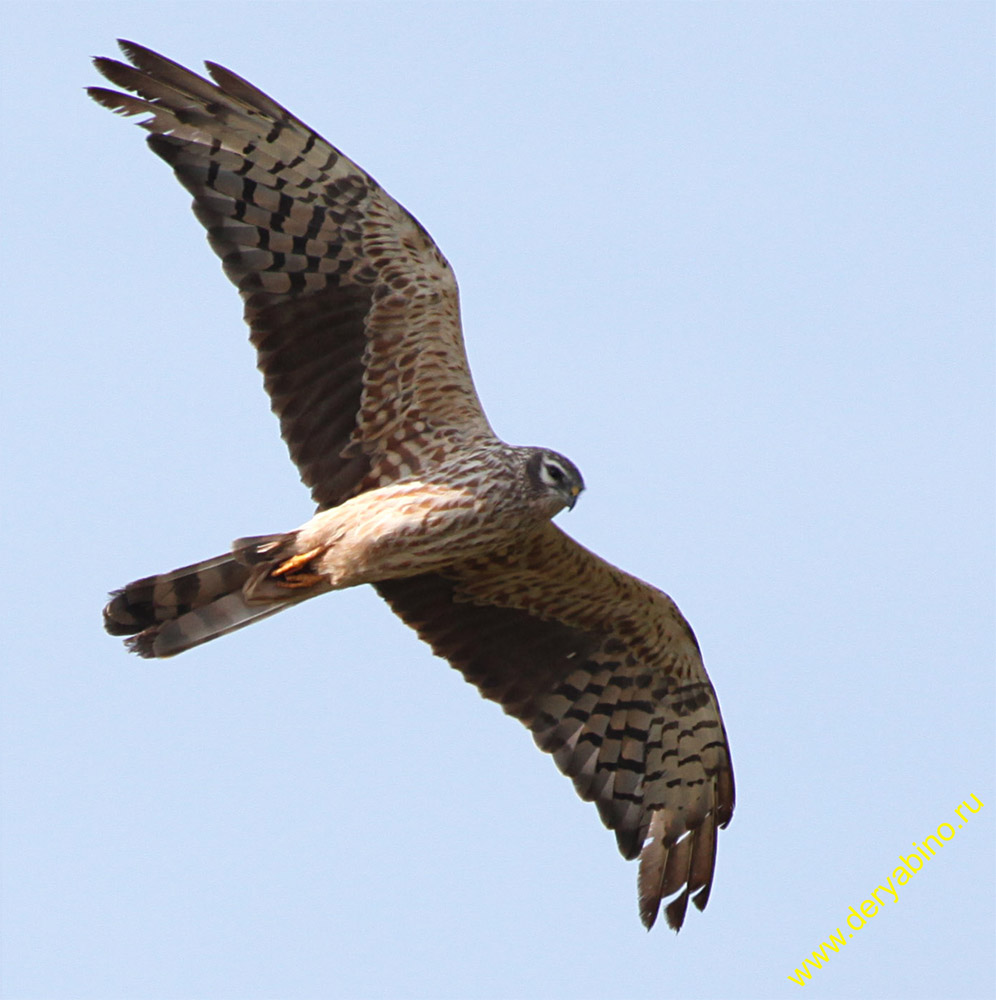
[89,41,494,509]
[375,522,735,930]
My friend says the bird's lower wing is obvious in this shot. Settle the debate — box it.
[375,521,734,930]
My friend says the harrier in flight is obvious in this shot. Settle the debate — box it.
[92,41,734,931]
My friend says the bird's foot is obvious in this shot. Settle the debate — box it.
[270,547,324,589]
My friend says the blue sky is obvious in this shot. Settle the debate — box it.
[2,4,993,998]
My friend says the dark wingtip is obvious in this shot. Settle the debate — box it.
[638,873,663,930]
[664,888,691,931]
[639,889,688,933]
[116,38,146,63]
[86,86,133,116]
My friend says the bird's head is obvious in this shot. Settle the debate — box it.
[525,448,585,516]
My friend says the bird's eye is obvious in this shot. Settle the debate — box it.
[545,463,565,482]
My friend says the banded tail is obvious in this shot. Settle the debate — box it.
[103,533,320,658]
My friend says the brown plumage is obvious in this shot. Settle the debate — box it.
[92,41,734,931]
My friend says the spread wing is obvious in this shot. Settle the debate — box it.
[89,41,494,510]
[376,522,734,930]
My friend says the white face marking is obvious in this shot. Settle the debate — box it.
[534,453,583,509]
[539,458,570,491]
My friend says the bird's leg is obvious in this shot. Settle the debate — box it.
[270,547,325,589]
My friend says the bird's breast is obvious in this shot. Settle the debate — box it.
[295,478,537,587]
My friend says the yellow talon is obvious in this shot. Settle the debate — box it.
[270,547,325,589]
[271,546,324,578]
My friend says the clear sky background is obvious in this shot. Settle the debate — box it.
[2,4,993,999]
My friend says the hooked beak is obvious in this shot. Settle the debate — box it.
[566,484,582,511]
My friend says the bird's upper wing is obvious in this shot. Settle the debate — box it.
[89,41,494,509]
[375,521,734,930]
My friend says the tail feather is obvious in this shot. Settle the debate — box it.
[126,593,291,658]
[103,553,251,635]
[103,533,308,659]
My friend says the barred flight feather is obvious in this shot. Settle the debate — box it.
[377,522,734,929]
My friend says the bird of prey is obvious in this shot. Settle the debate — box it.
[91,41,734,931]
